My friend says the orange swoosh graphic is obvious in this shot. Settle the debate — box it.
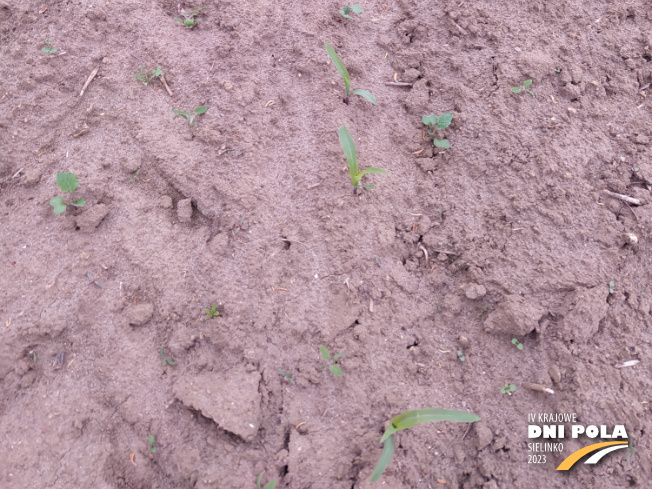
[556,441,629,470]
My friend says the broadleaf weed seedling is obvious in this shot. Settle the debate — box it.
[338,125,388,191]
[500,383,517,395]
[372,408,480,482]
[148,435,157,453]
[41,38,57,54]
[511,79,535,97]
[256,472,277,489]
[205,304,219,319]
[319,344,343,377]
[172,105,208,127]
[87,273,104,288]
[278,369,295,385]
[422,113,453,149]
[134,66,164,86]
[339,4,363,18]
[159,349,177,366]
[324,41,377,105]
[175,7,204,28]
[511,338,523,350]
[50,172,85,214]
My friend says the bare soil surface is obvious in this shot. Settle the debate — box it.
[1,1,652,488]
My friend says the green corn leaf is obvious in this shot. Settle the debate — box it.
[361,184,374,189]
[329,365,343,377]
[194,105,208,114]
[71,198,85,207]
[171,110,188,119]
[256,473,263,488]
[358,167,388,177]
[352,89,377,105]
[325,42,351,97]
[523,79,532,87]
[319,344,330,361]
[263,480,276,489]
[56,172,79,192]
[352,4,364,14]
[422,114,438,126]
[338,125,359,184]
[380,408,480,442]
[433,139,450,149]
[50,196,66,214]
[371,434,395,482]
[436,112,453,129]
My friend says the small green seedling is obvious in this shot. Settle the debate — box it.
[457,350,465,362]
[627,440,636,465]
[232,216,249,235]
[50,172,85,214]
[422,113,453,149]
[511,79,535,97]
[338,125,388,191]
[278,369,295,385]
[205,304,219,319]
[41,38,57,54]
[256,472,277,489]
[172,106,208,127]
[372,408,480,483]
[500,383,517,395]
[159,349,177,367]
[319,344,343,377]
[128,169,141,183]
[324,42,376,105]
[477,305,488,317]
[134,66,163,86]
[148,435,157,453]
[175,7,204,28]
[29,350,38,362]
[339,4,363,18]
[609,281,615,294]
[87,273,104,288]
[511,338,523,350]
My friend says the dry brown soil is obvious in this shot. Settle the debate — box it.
[1,0,652,488]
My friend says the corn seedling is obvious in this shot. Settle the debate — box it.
[319,344,343,377]
[159,349,177,367]
[338,125,388,191]
[278,369,295,385]
[627,440,636,465]
[148,435,157,453]
[205,304,219,319]
[500,383,517,395]
[422,113,453,149]
[41,38,57,54]
[134,66,164,86]
[609,281,615,294]
[372,408,480,483]
[511,79,534,97]
[256,473,277,489]
[50,172,85,214]
[511,338,523,350]
[324,42,376,105]
[172,105,208,126]
[339,4,363,18]
[457,350,465,362]
[175,7,204,28]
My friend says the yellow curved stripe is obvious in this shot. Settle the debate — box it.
[556,441,629,470]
